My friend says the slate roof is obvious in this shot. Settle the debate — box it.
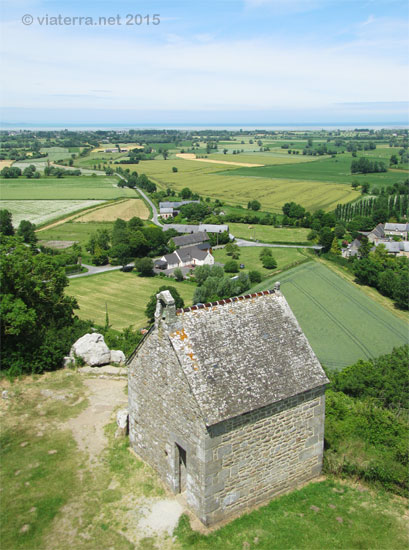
[173,232,209,247]
[177,245,208,262]
[369,224,385,238]
[383,241,409,253]
[163,224,229,234]
[384,222,409,232]
[167,289,328,426]
[159,200,200,209]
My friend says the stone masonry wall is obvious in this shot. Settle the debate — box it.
[128,327,208,520]
[202,386,326,524]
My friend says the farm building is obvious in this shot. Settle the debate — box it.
[171,231,210,249]
[163,223,229,234]
[128,288,328,525]
[159,200,200,219]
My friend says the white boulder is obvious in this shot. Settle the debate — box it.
[70,333,111,367]
[115,408,129,437]
[110,350,126,365]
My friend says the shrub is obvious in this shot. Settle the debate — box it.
[249,270,262,284]
[262,255,277,269]
[224,260,239,273]
[173,268,184,282]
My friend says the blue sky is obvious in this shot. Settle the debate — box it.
[0,0,408,125]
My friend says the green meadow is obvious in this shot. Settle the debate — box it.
[68,272,196,329]
[0,176,137,200]
[229,224,310,243]
[252,261,409,370]
[213,247,308,278]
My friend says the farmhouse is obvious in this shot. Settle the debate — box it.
[128,288,328,525]
[158,244,214,270]
[384,222,409,240]
[159,200,200,219]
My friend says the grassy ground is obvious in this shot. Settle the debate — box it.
[227,154,408,189]
[205,152,321,165]
[38,221,114,251]
[0,199,105,227]
[0,176,137,200]
[213,247,308,279]
[68,272,196,329]
[230,224,310,243]
[0,371,166,550]
[74,198,149,222]
[120,159,358,213]
[251,261,409,370]
[175,479,408,550]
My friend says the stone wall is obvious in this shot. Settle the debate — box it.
[128,323,326,526]
[202,386,326,524]
[128,326,208,520]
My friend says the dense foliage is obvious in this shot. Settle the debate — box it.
[331,345,409,409]
[325,346,409,495]
[352,245,409,309]
[192,264,250,304]
[0,236,88,375]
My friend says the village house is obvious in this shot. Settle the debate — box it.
[384,222,409,240]
[159,200,200,219]
[365,223,386,244]
[157,244,214,270]
[128,288,328,525]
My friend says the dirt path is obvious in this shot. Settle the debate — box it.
[176,153,264,167]
[66,377,127,464]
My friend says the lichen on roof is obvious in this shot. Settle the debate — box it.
[168,290,328,426]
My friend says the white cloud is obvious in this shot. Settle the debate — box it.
[0,17,407,114]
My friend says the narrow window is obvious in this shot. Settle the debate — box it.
[176,443,187,493]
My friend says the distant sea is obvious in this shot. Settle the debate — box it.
[1,122,408,131]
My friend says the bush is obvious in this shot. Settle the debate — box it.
[135,257,154,277]
[249,270,262,284]
[224,260,239,273]
[262,255,277,269]
[173,267,184,281]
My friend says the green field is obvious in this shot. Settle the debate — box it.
[230,224,310,243]
[68,271,196,329]
[204,152,321,165]
[252,261,408,369]
[213,247,308,278]
[38,220,114,241]
[226,154,408,189]
[122,158,359,213]
[0,176,137,200]
[0,200,105,227]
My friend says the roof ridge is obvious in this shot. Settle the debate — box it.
[176,289,277,314]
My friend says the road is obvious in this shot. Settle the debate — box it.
[116,174,161,227]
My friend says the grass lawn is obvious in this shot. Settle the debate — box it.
[226,153,408,189]
[0,199,105,227]
[0,176,137,200]
[123,159,358,213]
[230,223,310,243]
[68,271,196,329]
[175,479,408,550]
[251,261,408,370]
[213,247,308,279]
